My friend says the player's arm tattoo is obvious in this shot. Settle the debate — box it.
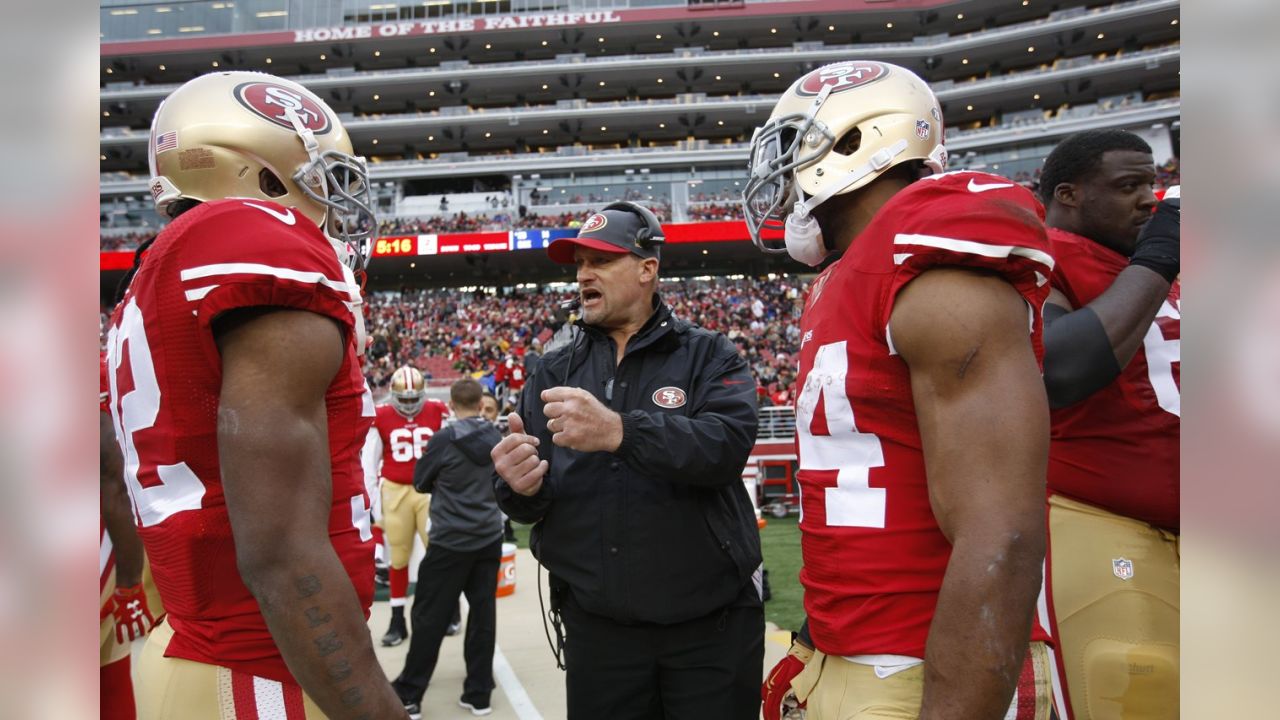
[293,574,370,712]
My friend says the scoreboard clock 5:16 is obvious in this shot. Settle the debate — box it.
[374,237,416,257]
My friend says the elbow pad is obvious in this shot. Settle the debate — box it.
[1043,304,1122,408]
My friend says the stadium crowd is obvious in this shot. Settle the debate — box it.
[360,275,805,408]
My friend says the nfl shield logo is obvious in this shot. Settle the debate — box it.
[1112,557,1134,581]
[916,119,930,139]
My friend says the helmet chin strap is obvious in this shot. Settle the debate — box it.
[782,138,910,267]
[283,107,339,243]
[284,107,368,354]
[791,138,909,221]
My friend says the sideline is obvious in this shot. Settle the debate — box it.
[492,644,542,720]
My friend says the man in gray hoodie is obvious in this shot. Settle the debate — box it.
[392,378,505,718]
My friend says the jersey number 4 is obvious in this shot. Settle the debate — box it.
[796,341,888,528]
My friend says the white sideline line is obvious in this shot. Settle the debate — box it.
[493,644,542,720]
[455,570,538,717]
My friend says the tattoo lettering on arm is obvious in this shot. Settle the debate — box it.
[305,606,332,628]
[313,631,344,657]
[328,659,353,683]
[341,688,364,707]
[295,574,322,598]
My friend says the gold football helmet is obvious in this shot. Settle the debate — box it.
[389,366,427,417]
[147,71,374,269]
[743,61,948,256]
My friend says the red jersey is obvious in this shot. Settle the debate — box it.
[796,171,1054,658]
[368,400,449,484]
[103,199,376,683]
[1046,228,1180,529]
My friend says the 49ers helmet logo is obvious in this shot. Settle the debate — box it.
[580,213,608,234]
[234,81,331,134]
[796,61,889,96]
[652,386,687,409]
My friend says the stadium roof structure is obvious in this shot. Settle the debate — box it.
[99,0,1180,286]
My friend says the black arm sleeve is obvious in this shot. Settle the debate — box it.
[1042,302,1124,409]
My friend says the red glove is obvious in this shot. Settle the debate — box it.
[112,583,157,644]
[762,639,814,720]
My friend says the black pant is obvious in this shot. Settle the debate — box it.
[393,539,502,705]
[561,591,764,720]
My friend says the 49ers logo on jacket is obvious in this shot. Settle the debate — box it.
[234,81,331,134]
[652,386,687,409]
[797,61,889,96]
[580,213,608,234]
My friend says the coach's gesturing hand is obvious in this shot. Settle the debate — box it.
[541,386,624,453]
[492,413,548,496]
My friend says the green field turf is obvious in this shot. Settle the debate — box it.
[760,514,804,633]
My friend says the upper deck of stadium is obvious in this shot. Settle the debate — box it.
[99,0,1180,287]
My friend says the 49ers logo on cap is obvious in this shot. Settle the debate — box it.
[797,61,889,96]
[580,213,608,234]
[652,386,687,409]
[234,81,331,134]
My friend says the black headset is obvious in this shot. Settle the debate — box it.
[601,201,666,250]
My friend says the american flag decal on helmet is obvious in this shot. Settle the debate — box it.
[155,131,178,153]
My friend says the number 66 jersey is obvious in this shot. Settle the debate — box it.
[795,172,1055,658]
[104,198,376,683]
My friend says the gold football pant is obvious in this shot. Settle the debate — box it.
[136,619,324,720]
[380,480,430,569]
[791,642,1055,719]
[1046,494,1179,719]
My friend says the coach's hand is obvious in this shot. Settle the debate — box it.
[492,414,548,497]
[541,386,624,453]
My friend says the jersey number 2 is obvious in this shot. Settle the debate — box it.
[106,299,206,528]
[796,341,888,528]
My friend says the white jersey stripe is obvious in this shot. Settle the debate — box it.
[183,285,218,302]
[179,263,357,296]
[252,675,287,719]
[893,233,1055,271]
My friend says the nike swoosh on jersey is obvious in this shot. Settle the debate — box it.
[243,202,297,225]
[967,179,1015,193]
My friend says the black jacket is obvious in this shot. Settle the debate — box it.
[414,416,505,552]
[495,297,761,624]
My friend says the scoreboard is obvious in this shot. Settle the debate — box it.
[371,227,579,258]
[512,228,576,250]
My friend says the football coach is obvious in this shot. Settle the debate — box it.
[492,201,764,719]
